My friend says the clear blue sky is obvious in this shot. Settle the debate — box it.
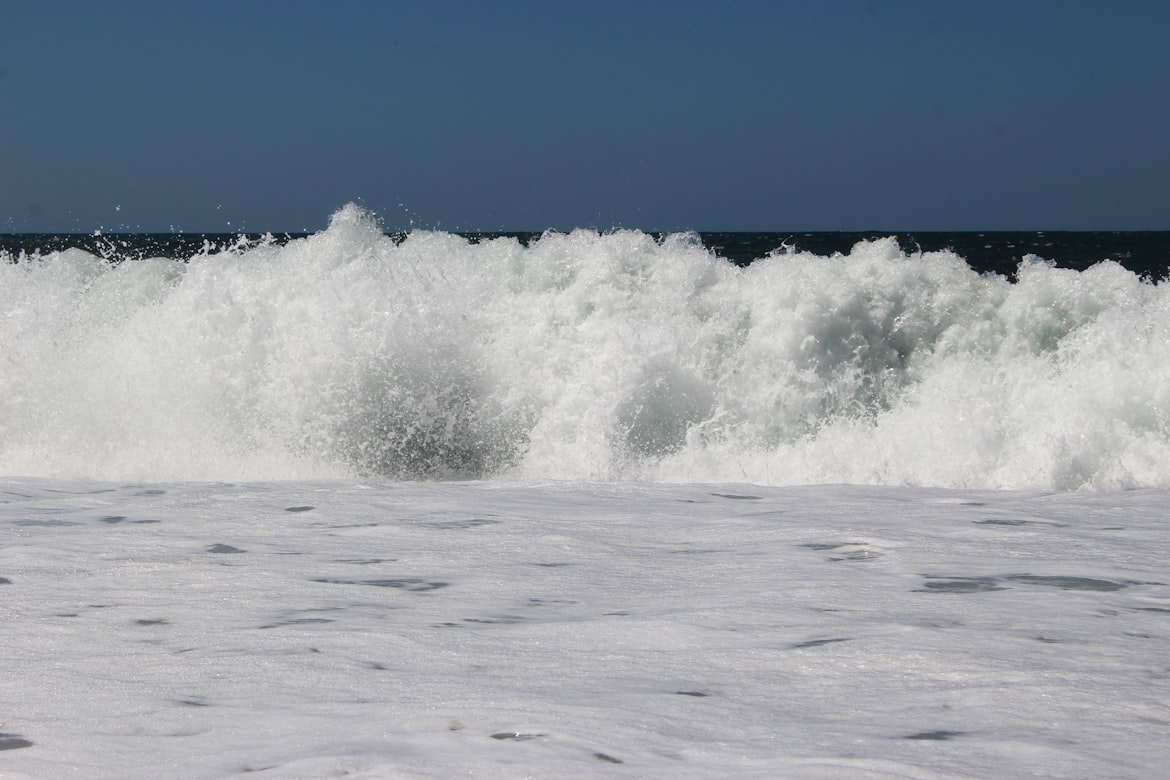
[3,0,1168,233]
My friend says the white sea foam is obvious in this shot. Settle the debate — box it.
[3,204,1168,488]
[1,478,1168,778]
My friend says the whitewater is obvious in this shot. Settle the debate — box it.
[2,206,1168,778]
[4,204,1170,489]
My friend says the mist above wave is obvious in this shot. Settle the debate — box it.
[3,204,1168,489]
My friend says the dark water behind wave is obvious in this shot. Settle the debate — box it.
[3,231,1168,279]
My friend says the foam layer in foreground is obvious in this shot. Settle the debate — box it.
[2,479,1167,778]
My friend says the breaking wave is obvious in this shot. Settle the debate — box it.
[3,204,1169,489]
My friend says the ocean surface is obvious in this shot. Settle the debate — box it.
[4,226,1168,277]
[2,207,1169,778]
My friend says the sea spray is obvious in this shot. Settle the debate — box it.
[3,204,1169,489]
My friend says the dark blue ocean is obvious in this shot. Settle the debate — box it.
[3,230,1168,279]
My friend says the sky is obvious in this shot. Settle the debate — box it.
[2,0,1168,233]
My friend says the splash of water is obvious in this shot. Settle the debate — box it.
[3,204,1168,489]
